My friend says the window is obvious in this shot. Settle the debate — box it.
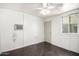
[62,14,78,33]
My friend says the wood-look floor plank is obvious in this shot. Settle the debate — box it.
[0,42,79,56]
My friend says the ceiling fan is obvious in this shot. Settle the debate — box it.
[36,3,56,15]
[37,3,55,10]
[36,3,63,15]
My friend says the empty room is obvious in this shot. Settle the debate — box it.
[0,3,79,56]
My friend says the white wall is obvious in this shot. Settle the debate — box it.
[0,8,24,52]
[24,13,44,46]
[45,8,79,53]
[44,21,51,43]
[0,8,44,53]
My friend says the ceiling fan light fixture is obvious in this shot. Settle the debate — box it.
[39,3,56,15]
[36,3,60,15]
[40,9,50,15]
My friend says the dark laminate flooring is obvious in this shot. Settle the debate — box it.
[0,42,79,56]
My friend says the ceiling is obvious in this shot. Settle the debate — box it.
[0,3,79,18]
